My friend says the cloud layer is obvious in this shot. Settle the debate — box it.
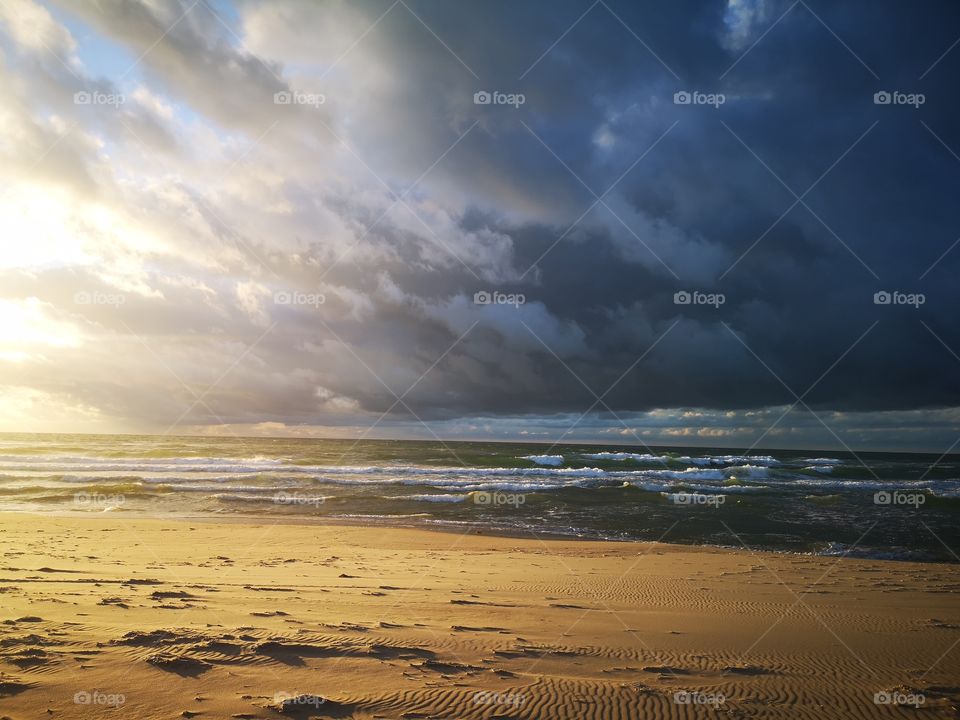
[1,0,959,450]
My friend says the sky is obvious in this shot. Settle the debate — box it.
[0,0,958,452]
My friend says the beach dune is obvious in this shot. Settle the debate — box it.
[0,513,957,719]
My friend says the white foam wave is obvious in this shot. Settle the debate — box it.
[0,461,292,474]
[691,483,768,493]
[427,481,589,492]
[57,475,305,490]
[521,455,564,466]
[677,455,780,467]
[628,480,768,494]
[328,513,432,520]
[214,493,279,503]
[0,454,285,466]
[215,493,329,504]
[782,477,940,491]
[581,452,670,463]
[929,486,960,498]
[165,484,303,493]
[648,468,726,481]
[393,494,469,503]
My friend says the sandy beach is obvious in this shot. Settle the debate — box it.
[0,513,955,719]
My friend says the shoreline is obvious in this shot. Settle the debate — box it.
[7,508,954,565]
[0,511,958,718]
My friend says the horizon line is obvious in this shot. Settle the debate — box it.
[0,429,954,457]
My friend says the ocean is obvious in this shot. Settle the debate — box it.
[1,433,957,562]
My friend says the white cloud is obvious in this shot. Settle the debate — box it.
[0,0,78,57]
[722,0,770,52]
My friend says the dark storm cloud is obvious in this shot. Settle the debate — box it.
[351,0,960,417]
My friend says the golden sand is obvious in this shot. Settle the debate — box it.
[0,513,957,718]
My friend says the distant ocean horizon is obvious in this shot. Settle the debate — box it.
[1,433,957,562]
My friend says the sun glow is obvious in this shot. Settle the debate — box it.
[0,297,82,355]
[0,185,92,270]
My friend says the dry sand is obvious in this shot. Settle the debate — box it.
[0,512,957,719]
